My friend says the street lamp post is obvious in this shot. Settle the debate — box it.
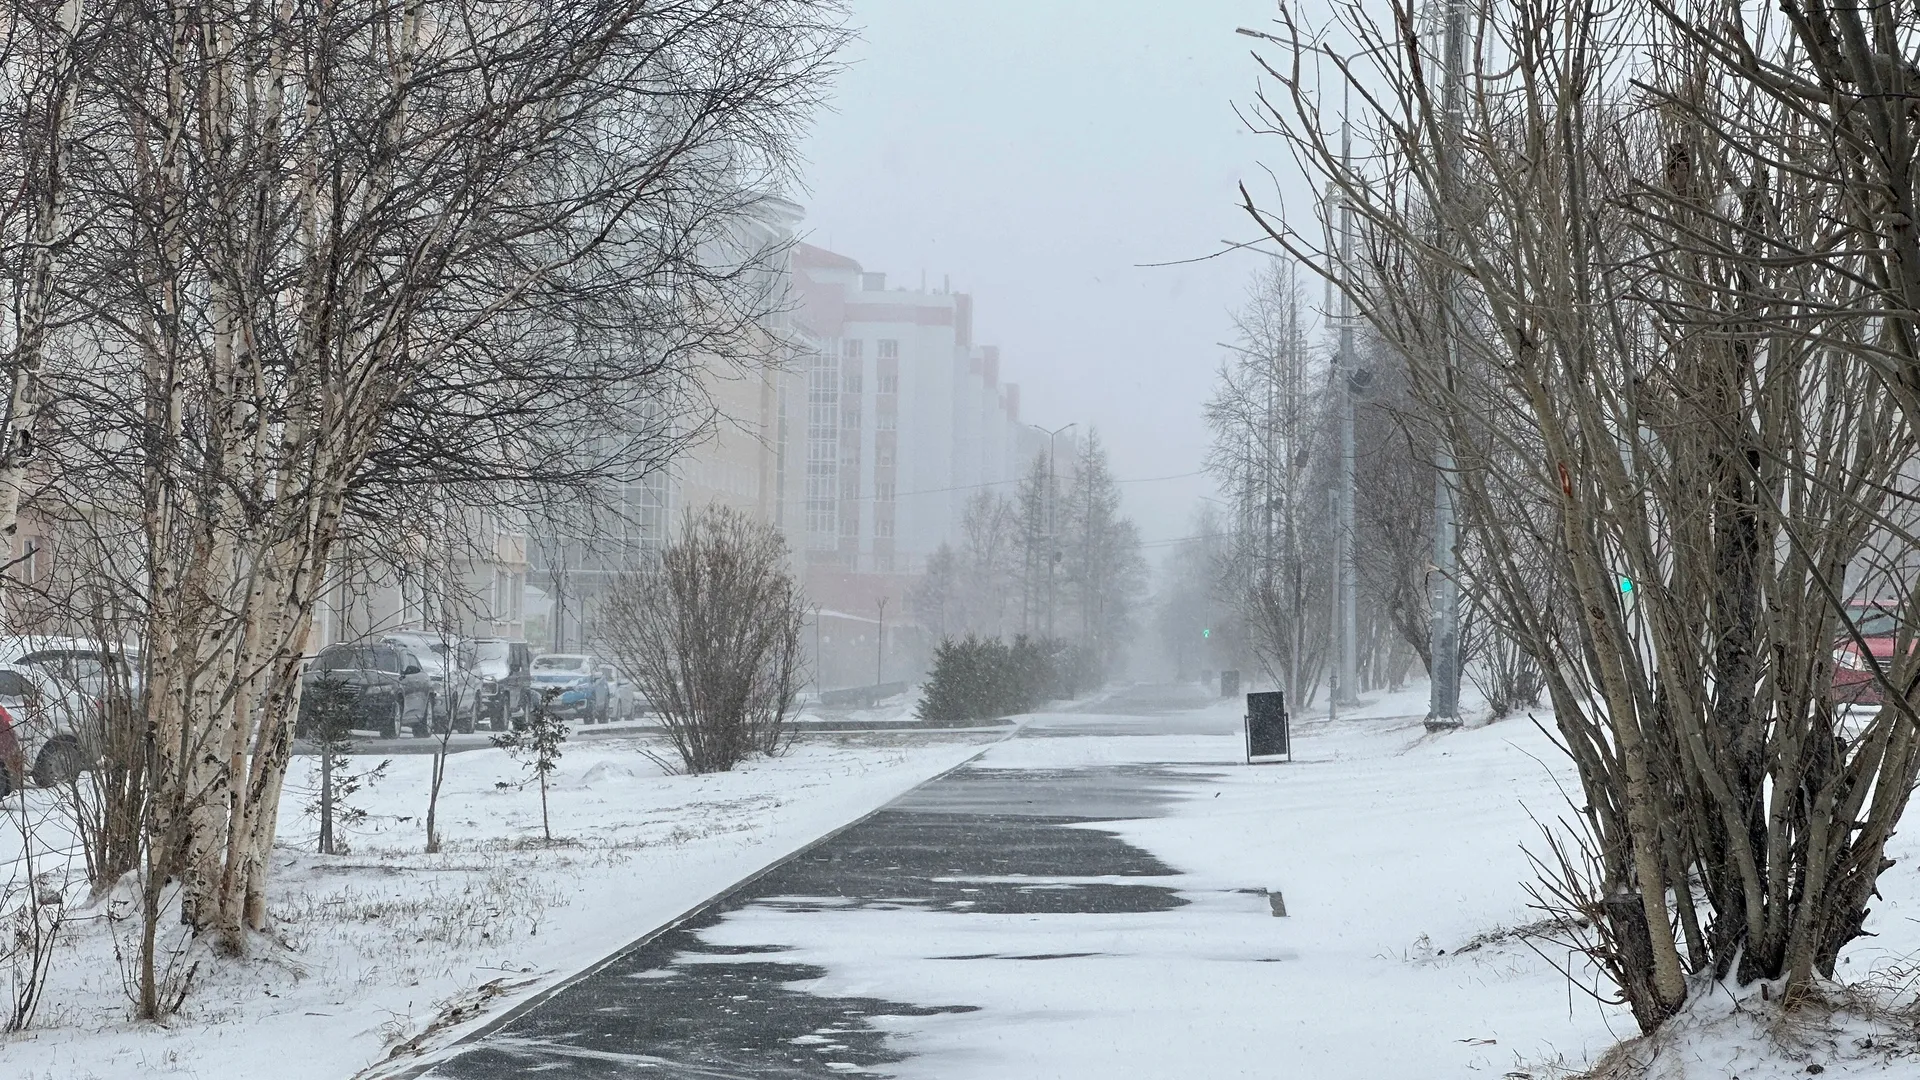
[876,595,888,686]
[1427,0,1467,727]
[1032,422,1077,640]
[1336,87,1361,707]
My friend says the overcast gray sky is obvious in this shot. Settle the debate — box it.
[797,0,1312,547]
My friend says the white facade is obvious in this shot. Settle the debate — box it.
[789,245,1034,578]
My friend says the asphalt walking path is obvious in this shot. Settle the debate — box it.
[415,683,1231,1079]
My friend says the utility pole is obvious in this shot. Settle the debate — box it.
[875,595,887,685]
[1428,0,1466,727]
[1033,422,1076,640]
[1337,91,1361,706]
[812,603,823,692]
[1328,487,1341,724]
[552,540,568,652]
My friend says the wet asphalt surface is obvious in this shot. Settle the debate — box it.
[419,683,1225,1080]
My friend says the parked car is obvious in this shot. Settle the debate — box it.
[531,653,610,722]
[0,663,93,795]
[0,637,145,794]
[298,643,433,739]
[1830,601,1905,707]
[602,665,640,721]
[470,638,534,732]
[381,632,483,735]
[0,637,140,708]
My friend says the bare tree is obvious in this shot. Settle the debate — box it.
[599,505,807,774]
[1241,0,1920,1033]
[1206,259,1334,705]
[0,0,846,1015]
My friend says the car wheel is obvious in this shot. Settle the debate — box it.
[416,694,436,738]
[381,702,401,740]
[32,738,86,787]
[456,696,477,735]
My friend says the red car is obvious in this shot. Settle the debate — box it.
[1833,602,1904,707]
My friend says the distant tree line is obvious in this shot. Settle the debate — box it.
[910,430,1146,695]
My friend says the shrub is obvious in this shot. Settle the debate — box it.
[918,634,1074,723]
[599,505,806,774]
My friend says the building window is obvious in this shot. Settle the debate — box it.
[877,413,897,432]
[877,339,898,360]
[875,514,894,538]
[843,373,863,395]
[843,408,861,429]
[876,373,898,393]
[877,448,893,468]
[843,339,864,361]
[876,481,895,502]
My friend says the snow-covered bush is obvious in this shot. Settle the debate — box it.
[917,634,1064,723]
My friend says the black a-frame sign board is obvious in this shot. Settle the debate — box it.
[1245,690,1290,764]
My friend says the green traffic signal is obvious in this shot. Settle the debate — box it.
[1202,628,1211,639]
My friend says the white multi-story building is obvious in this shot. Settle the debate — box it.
[788,244,1031,582]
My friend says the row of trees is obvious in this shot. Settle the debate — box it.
[1243,0,1920,1037]
[0,0,845,1020]
[1190,259,1487,712]
[911,432,1147,685]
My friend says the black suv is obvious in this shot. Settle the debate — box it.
[468,638,534,732]
[298,643,432,739]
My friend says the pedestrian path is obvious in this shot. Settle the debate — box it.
[419,683,1225,1079]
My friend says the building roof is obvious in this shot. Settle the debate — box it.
[794,243,862,272]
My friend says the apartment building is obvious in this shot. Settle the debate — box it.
[787,245,1029,576]
[525,198,808,651]
[513,230,1054,683]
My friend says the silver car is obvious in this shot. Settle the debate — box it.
[0,664,94,794]
[382,632,484,734]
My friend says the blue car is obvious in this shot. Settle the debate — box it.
[529,653,611,723]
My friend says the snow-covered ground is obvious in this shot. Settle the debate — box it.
[674,687,1920,1079]
[9,687,1920,1079]
[0,726,1002,1080]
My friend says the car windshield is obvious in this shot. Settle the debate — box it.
[20,652,107,685]
[316,646,405,673]
[534,655,591,674]
[473,642,510,663]
[1849,608,1902,636]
